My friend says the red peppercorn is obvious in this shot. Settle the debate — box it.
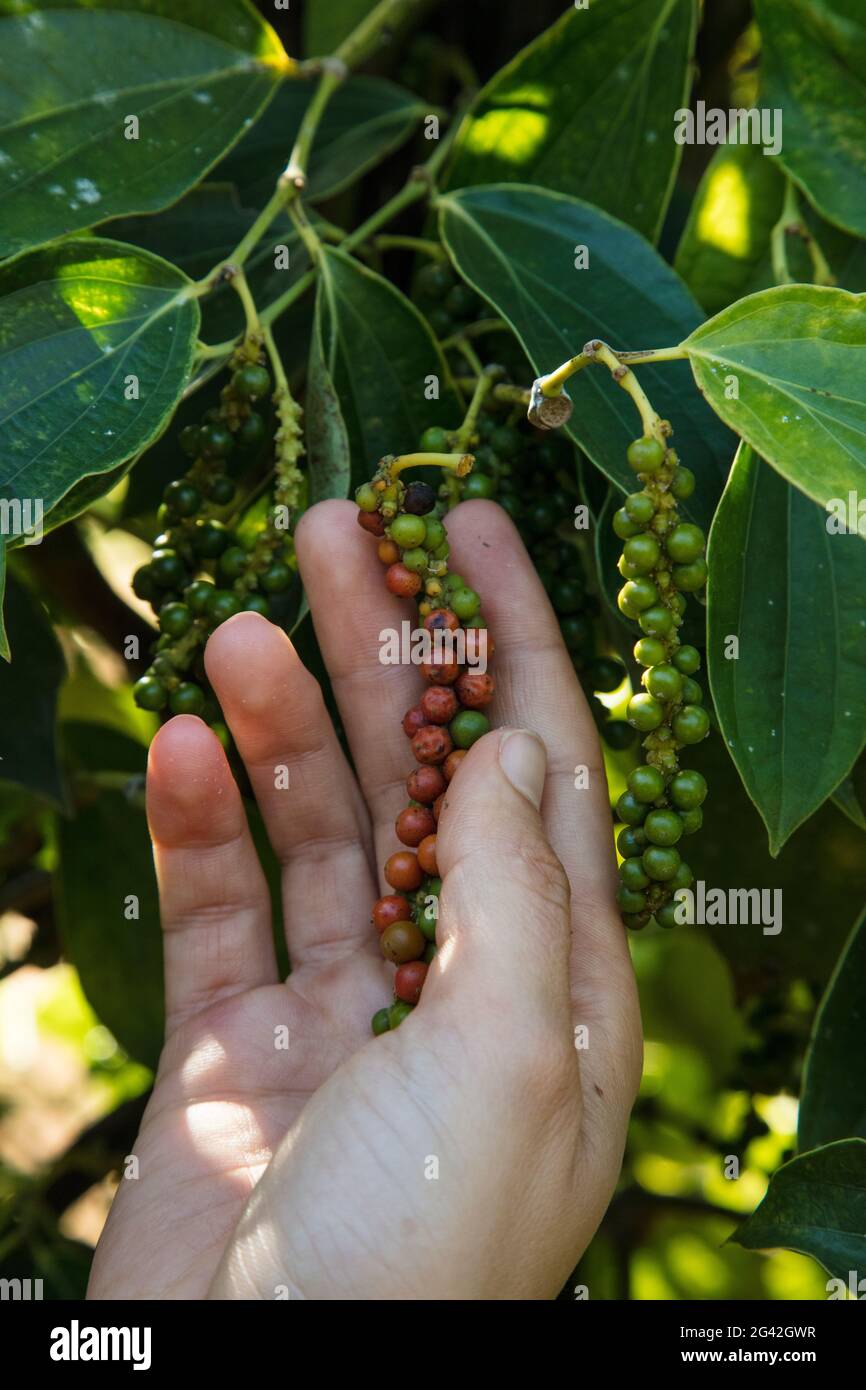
[443,749,467,781]
[394,960,428,1004]
[420,685,458,725]
[386,563,422,598]
[402,705,427,738]
[372,894,413,933]
[380,920,425,963]
[384,851,423,892]
[432,793,445,822]
[411,724,453,765]
[407,765,446,803]
[424,608,460,633]
[396,804,436,847]
[455,671,495,709]
[377,539,400,566]
[421,657,460,685]
[357,509,385,537]
[417,834,438,876]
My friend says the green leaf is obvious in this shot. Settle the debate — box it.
[731,1138,866,1282]
[799,906,866,1151]
[0,576,64,800]
[306,282,351,506]
[56,727,163,1070]
[216,76,426,210]
[317,248,462,487]
[682,284,866,511]
[303,0,370,57]
[832,750,866,831]
[438,184,734,530]
[755,0,866,238]
[675,142,866,316]
[687,733,866,985]
[0,237,199,529]
[0,0,289,257]
[445,0,696,244]
[707,443,866,853]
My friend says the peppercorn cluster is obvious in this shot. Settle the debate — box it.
[612,436,710,930]
[356,459,494,1035]
[424,410,635,752]
[130,351,295,722]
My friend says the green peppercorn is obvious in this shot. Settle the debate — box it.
[587,657,625,693]
[617,886,648,913]
[525,499,560,534]
[179,424,201,458]
[672,558,708,592]
[603,720,637,750]
[207,475,236,505]
[634,636,667,667]
[638,604,674,638]
[627,692,665,731]
[616,791,648,826]
[673,645,701,675]
[185,580,215,615]
[401,547,428,574]
[463,473,498,500]
[655,902,679,929]
[618,578,659,618]
[200,422,234,459]
[241,593,270,616]
[670,592,687,616]
[423,942,437,964]
[617,825,648,858]
[418,899,438,941]
[159,601,192,638]
[133,675,168,711]
[680,807,703,835]
[672,705,710,744]
[613,507,642,540]
[388,1001,414,1029]
[233,363,271,401]
[261,561,292,593]
[490,424,523,459]
[192,520,231,558]
[670,466,696,500]
[132,565,158,603]
[431,541,451,562]
[642,845,681,881]
[669,769,707,810]
[219,546,249,580]
[561,614,592,651]
[151,548,187,588]
[620,858,650,890]
[390,513,427,548]
[355,483,379,512]
[645,663,683,702]
[626,437,665,474]
[419,426,450,454]
[371,1007,391,1036]
[423,517,447,550]
[623,533,661,574]
[450,709,490,749]
[670,860,694,891]
[237,412,266,452]
[170,682,206,716]
[666,523,705,564]
[644,808,683,846]
[451,586,481,620]
[208,589,242,624]
[681,677,703,705]
[551,578,584,615]
[624,492,655,525]
[628,764,665,803]
[417,262,454,298]
[164,480,201,518]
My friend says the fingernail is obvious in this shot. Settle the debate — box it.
[499,729,546,810]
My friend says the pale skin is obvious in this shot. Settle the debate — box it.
[88,498,642,1301]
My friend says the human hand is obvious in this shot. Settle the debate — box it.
[88,499,641,1301]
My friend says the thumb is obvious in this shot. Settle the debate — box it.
[423,728,573,1024]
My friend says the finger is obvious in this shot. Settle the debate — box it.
[146,714,277,1034]
[424,727,575,1035]
[444,502,641,1088]
[204,612,379,969]
[294,499,433,883]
